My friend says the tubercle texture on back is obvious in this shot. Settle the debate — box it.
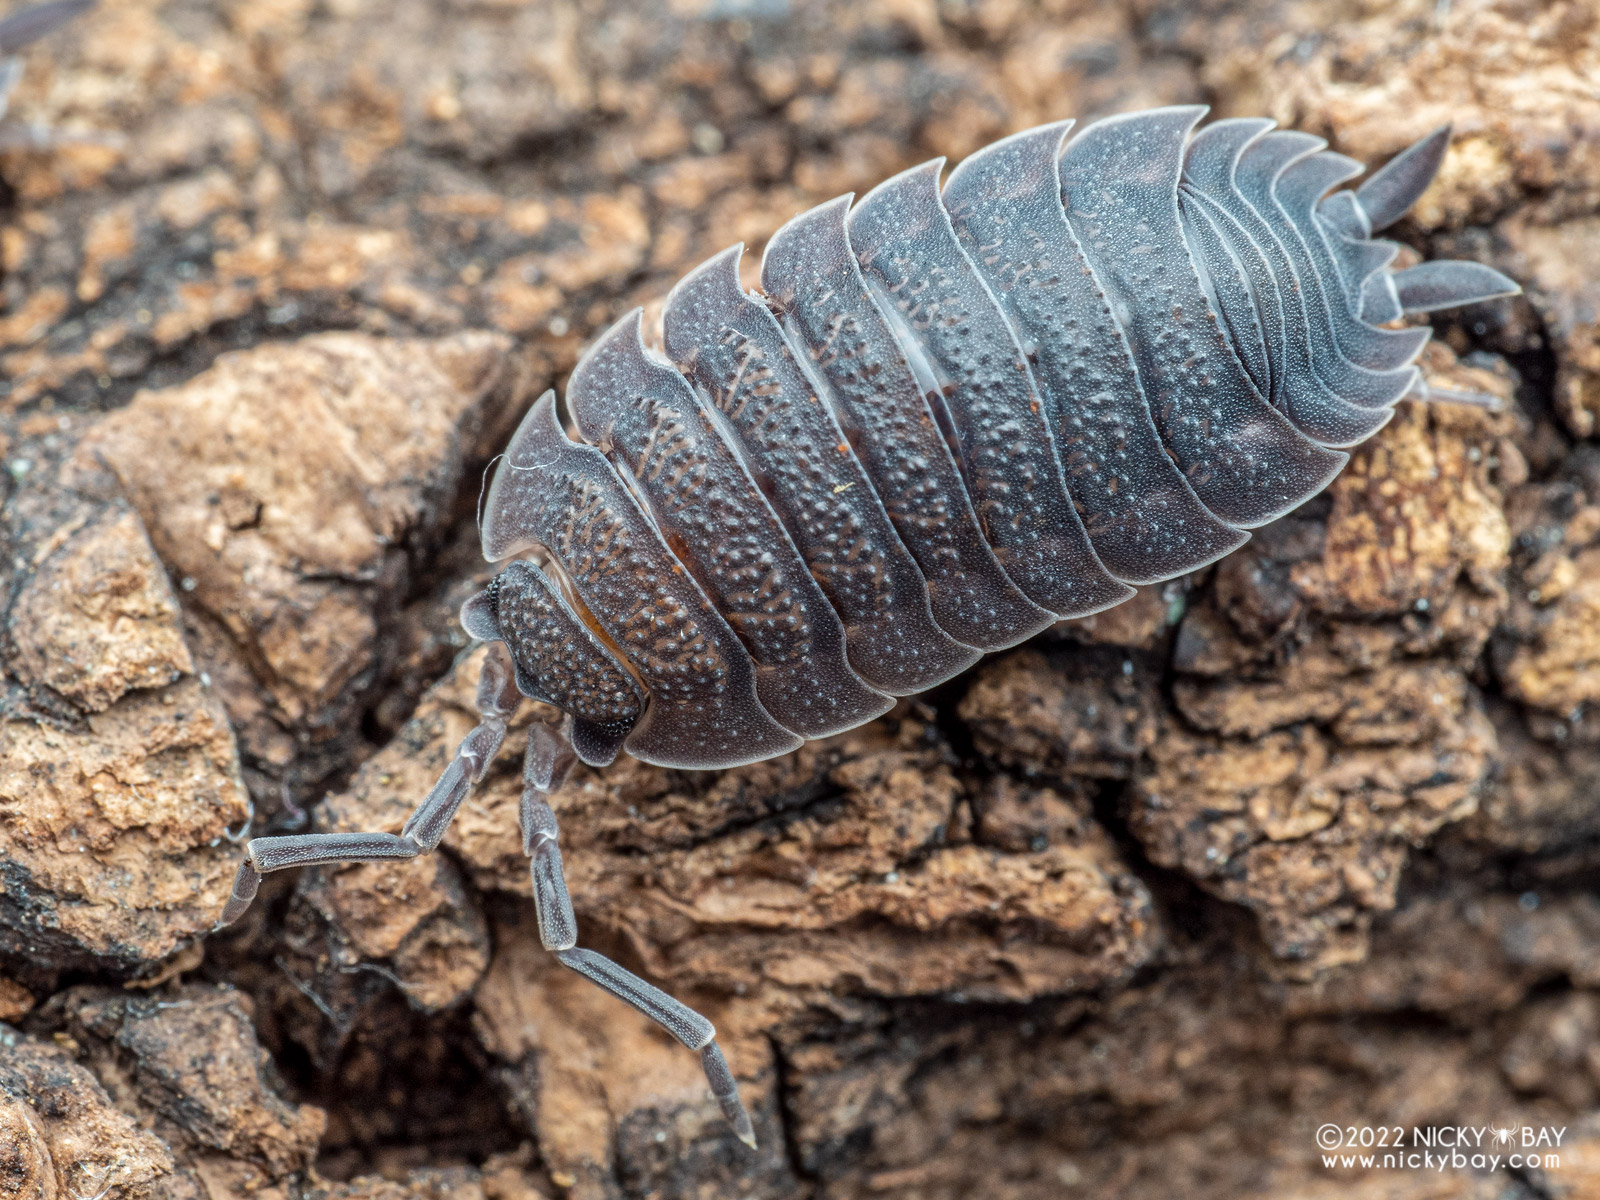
[845,156,1134,615]
[567,302,895,739]
[481,391,802,769]
[478,108,1518,770]
[659,243,983,696]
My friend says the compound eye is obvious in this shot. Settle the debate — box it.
[487,560,645,767]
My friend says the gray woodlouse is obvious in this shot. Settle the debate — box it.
[218,108,1520,1146]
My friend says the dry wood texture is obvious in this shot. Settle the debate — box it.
[0,1,1596,1197]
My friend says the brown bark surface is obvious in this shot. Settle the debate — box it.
[0,1,1596,1197]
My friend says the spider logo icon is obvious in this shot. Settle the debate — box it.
[1490,1126,1518,1146]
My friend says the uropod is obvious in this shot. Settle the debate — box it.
[218,108,1520,1146]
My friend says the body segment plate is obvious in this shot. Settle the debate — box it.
[662,247,981,695]
[1181,119,1394,448]
[849,159,1133,613]
[1181,187,1390,447]
[480,392,802,768]
[1236,134,1427,383]
[568,310,892,739]
[1058,106,1346,527]
[761,195,1054,651]
[941,122,1244,582]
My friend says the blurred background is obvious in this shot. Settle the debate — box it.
[0,1,1597,1198]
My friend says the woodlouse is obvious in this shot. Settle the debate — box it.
[219,108,1520,1145]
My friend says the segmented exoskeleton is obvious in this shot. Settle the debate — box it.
[219,108,1520,1144]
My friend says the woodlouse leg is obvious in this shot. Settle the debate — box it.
[0,59,22,121]
[1407,375,1509,413]
[214,643,522,928]
[518,720,758,1149]
[0,0,96,53]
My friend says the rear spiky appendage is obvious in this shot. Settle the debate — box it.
[1393,260,1521,313]
[1355,123,1452,231]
